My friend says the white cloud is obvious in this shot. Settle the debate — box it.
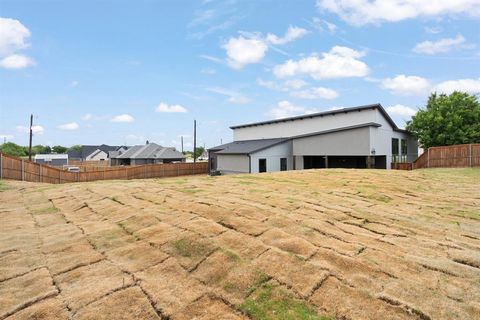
[16,125,44,135]
[0,54,34,69]
[266,26,308,45]
[222,26,308,69]
[434,78,480,94]
[155,102,188,113]
[290,87,339,100]
[0,18,30,55]
[266,100,318,119]
[386,104,417,117]
[273,46,369,80]
[316,0,480,25]
[58,122,79,130]
[0,18,34,69]
[207,87,250,104]
[111,114,135,123]
[381,75,431,96]
[413,35,468,54]
[222,36,268,69]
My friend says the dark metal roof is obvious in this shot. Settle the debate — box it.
[211,138,289,155]
[209,123,382,155]
[229,103,407,133]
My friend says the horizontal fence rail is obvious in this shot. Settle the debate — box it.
[413,144,480,169]
[0,153,208,184]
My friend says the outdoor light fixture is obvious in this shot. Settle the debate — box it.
[371,148,376,155]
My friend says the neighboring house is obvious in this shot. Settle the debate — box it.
[34,154,68,166]
[110,142,185,165]
[68,145,127,162]
[208,104,418,174]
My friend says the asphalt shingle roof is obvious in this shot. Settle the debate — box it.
[114,143,184,160]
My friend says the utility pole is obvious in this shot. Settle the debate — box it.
[193,120,197,163]
[28,114,33,161]
[181,136,184,153]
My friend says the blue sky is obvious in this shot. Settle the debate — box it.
[1,0,479,150]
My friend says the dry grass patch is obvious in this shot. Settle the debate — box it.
[1,168,479,319]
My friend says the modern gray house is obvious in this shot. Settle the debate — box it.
[110,142,185,166]
[208,104,418,174]
[34,154,69,166]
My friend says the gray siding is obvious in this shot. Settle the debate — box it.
[217,154,250,174]
[250,141,292,173]
[293,127,371,156]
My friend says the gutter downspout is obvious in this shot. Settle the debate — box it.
[248,154,251,173]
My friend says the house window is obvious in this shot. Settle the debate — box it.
[259,159,267,173]
[401,139,408,162]
[280,158,287,171]
[391,138,399,163]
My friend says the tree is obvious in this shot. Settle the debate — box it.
[32,145,51,155]
[52,145,68,154]
[0,142,28,157]
[406,92,480,149]
[68,145,82,152]
[193,146,205,159]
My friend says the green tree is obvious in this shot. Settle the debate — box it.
[406,92,480,148]
[194,146,205,159]
[52,145,68,154]
[32,145,51,154]
[0,142,28,157]
[68,145,82,152]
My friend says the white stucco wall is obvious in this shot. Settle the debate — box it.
[217,154,250,174]
[250,141,292,173]
[292,127,371,156]
[233,108,378,141]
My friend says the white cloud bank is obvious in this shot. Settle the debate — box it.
[381,75,431,96]
[266,100,318,119]
[111,114,135,123]
[386,104,417,117]
[0,18,34,69]
[58,122,79,130]
[156,102,188,113]
[413,35,469,54]
[316,0,480,25]
[434,78,480,94]
[207,87,250,104]
[273,46,369,80]
[16,125,44,135]
[381,75,480,96]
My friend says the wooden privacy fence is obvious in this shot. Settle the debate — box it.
[412,144,480,169]
[0,153,208,184]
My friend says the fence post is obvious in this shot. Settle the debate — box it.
[427,148,430,168]
[21,159,25,181]
[469,144,473,167]
[0,153,3,180]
